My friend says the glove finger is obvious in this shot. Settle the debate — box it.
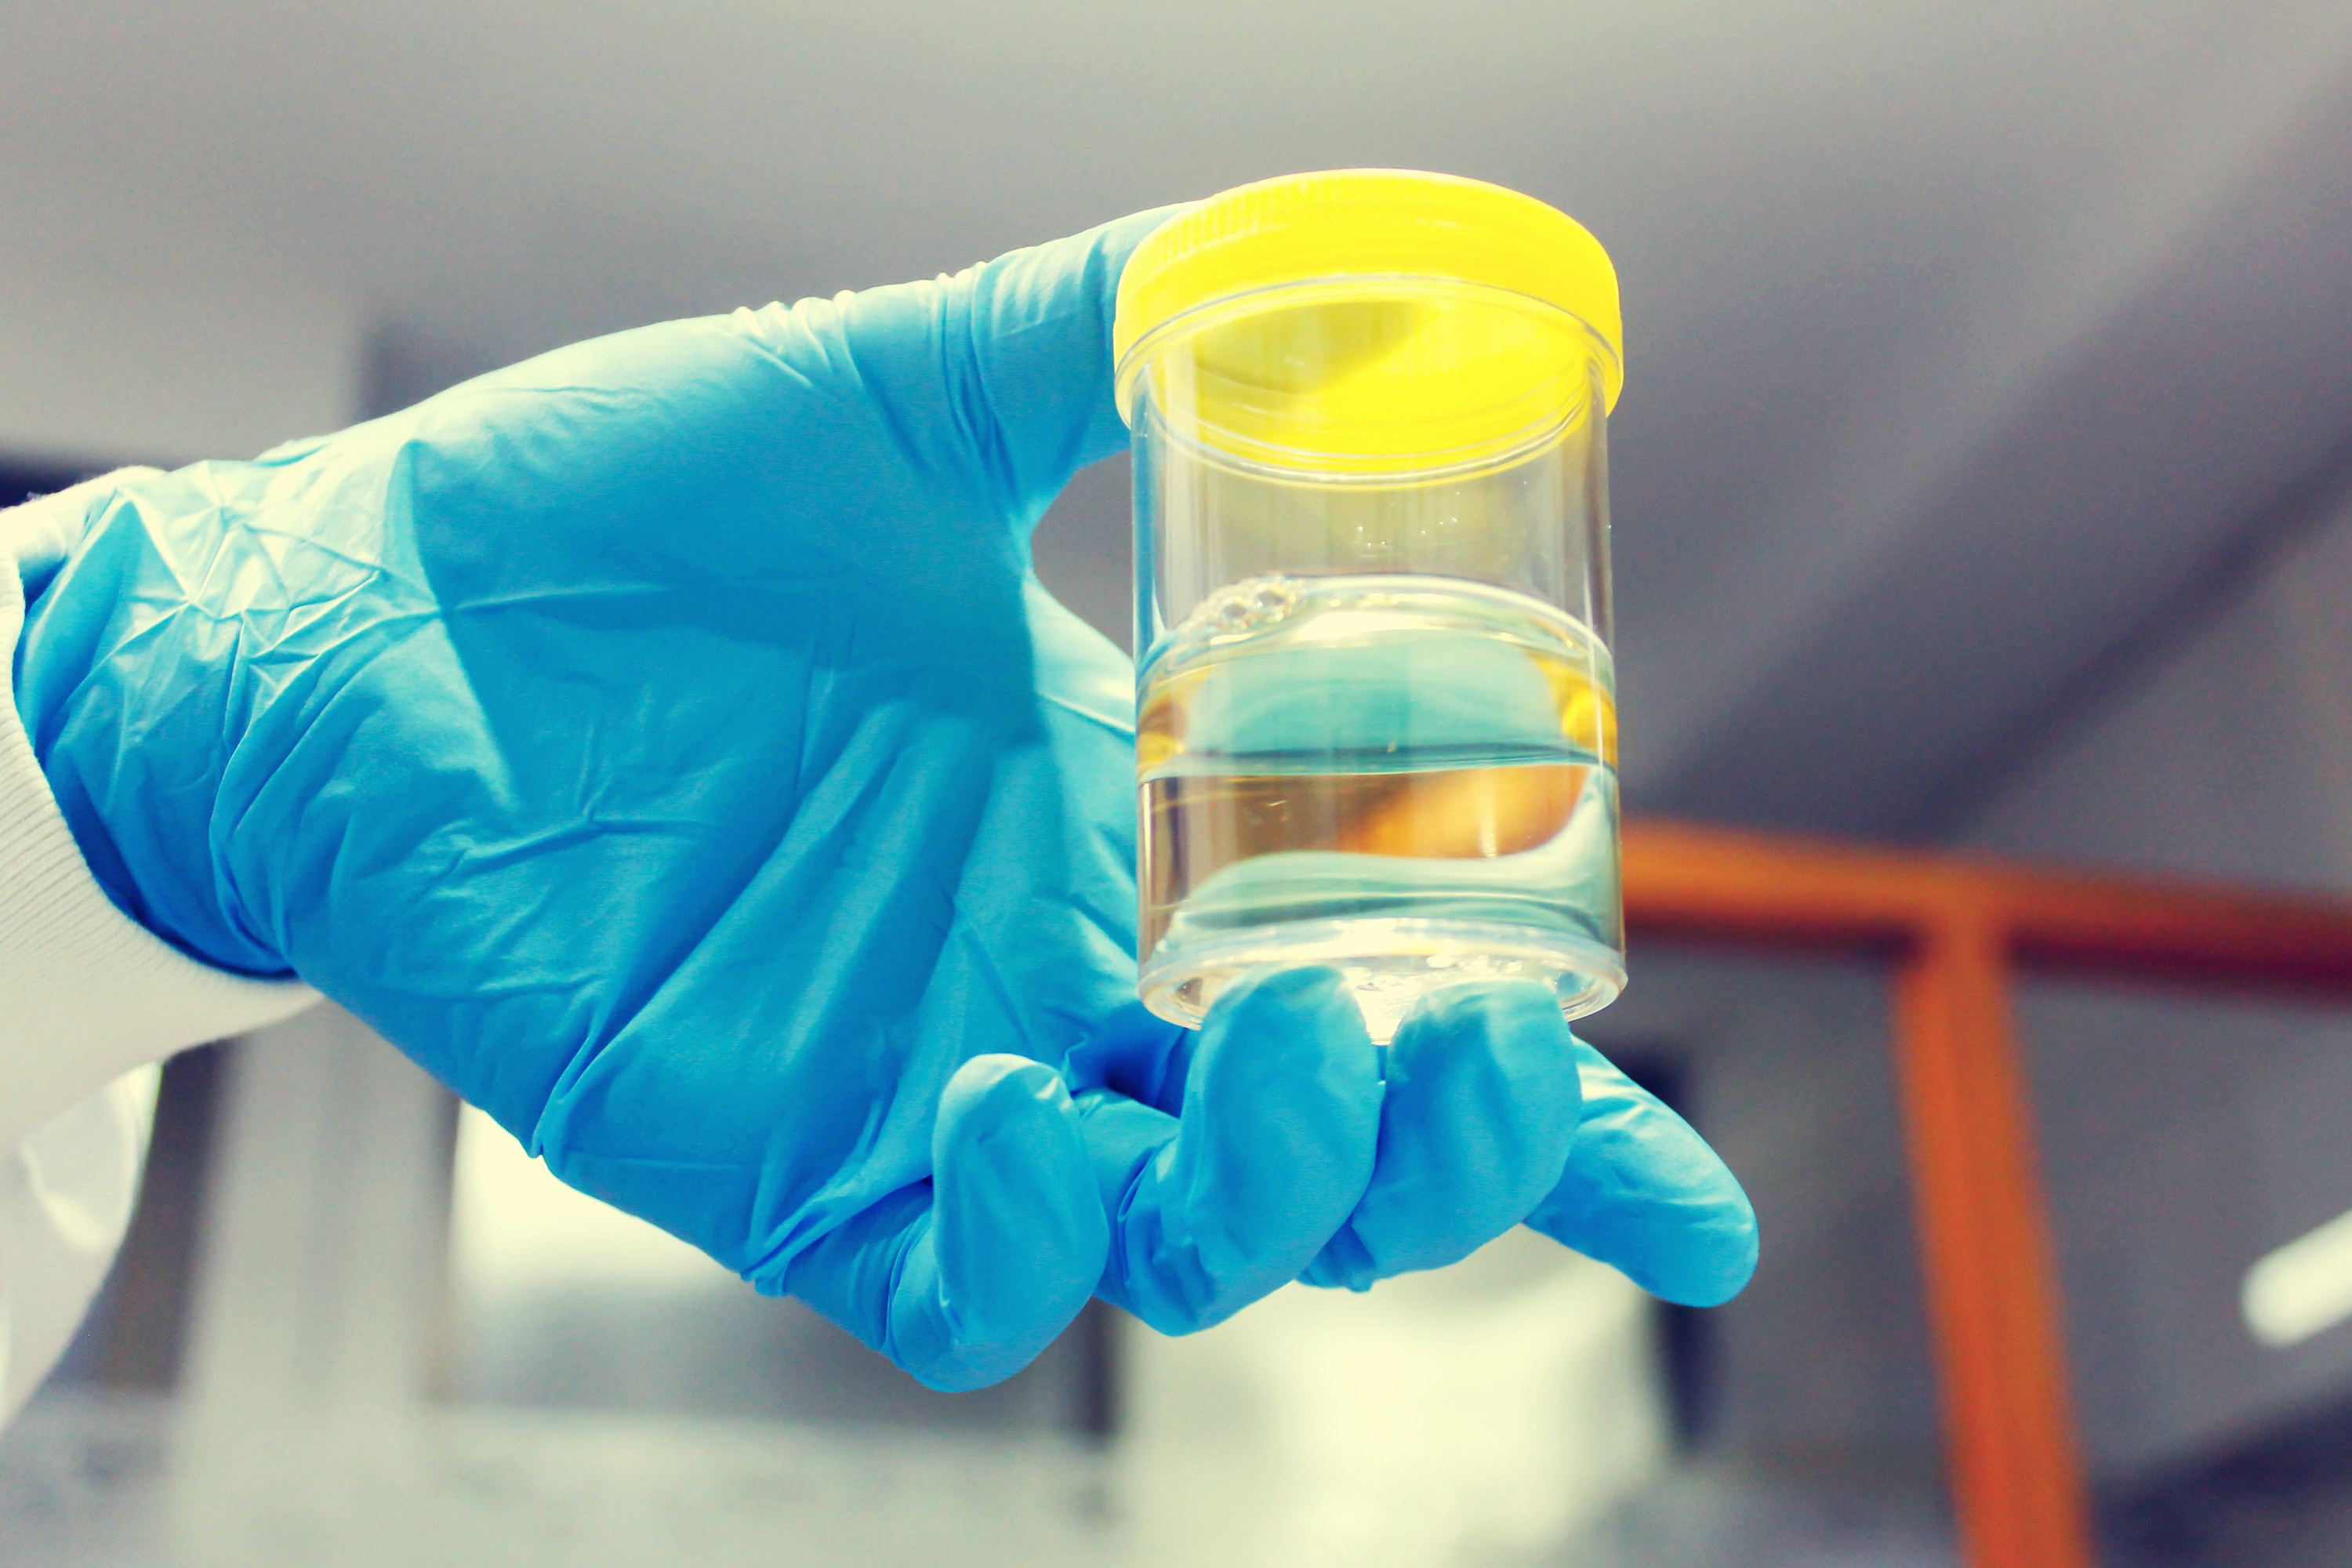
[1077,966,1381,1335]
[1298,978,1584,1290]
[958,204,1189,521]
[822,205,1186,529]
[789,1055,1107,1391]
[1524,1040,1759,1308]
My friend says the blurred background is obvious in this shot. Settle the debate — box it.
[6,0,2352,1563]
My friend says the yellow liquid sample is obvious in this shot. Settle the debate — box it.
[1136,574,1624,1033]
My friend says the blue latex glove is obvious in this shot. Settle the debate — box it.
[16,209,1755,1387]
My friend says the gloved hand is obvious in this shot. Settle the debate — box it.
[16,208,1755,1388]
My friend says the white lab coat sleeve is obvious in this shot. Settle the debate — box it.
[1,471,318,1426]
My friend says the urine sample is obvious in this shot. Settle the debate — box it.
[1115,170,1627,1040]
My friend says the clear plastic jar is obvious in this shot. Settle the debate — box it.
[1114,169,1626,1041]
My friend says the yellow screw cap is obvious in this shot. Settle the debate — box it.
[1114,170,1623,473]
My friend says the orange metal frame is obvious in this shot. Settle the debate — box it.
[1622,819,2352,1568]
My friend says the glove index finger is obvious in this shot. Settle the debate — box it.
[786,1054,1106,1391]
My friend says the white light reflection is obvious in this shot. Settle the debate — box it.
[2244,1205,2352,1348]
[450,1103,726,1297]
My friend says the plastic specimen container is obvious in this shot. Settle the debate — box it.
[1114,169,1626,1040]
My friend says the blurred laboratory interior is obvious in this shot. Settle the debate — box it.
[8,1,2352,1565]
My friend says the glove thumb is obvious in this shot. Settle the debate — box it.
[957,203,1189,527]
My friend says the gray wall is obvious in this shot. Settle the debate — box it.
[0,245,360,466]
[1963,482,2352,1484]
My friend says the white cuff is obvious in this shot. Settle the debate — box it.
[0,471,325,1432]
[2,472,318,1153]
